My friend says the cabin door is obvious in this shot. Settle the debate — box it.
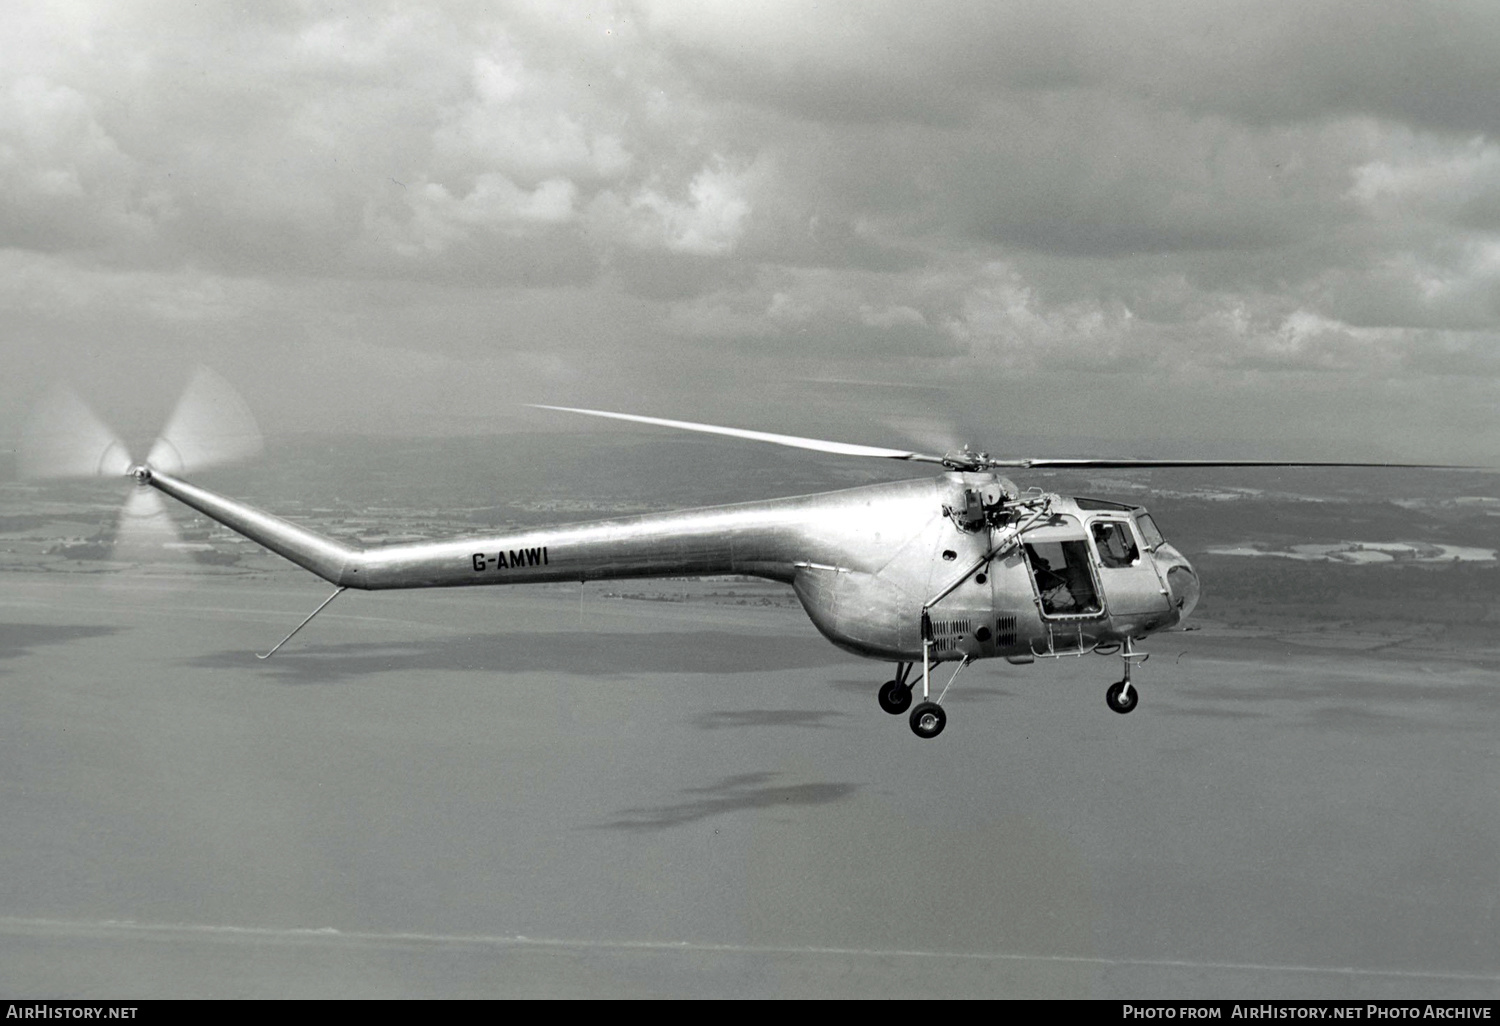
[1020,517,1102,620]
[1088,517,1171,617]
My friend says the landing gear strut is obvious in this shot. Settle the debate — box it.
[876,654,970,738]
[1106,638,1149,714]
[905,647,971,739]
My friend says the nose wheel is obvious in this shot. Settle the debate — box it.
[1106,679,1138,714]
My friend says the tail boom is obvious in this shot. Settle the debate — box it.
[144,468,945,592]
[145,469,359,586]
[142,469,835,590]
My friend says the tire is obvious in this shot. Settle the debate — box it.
[909,701,947,738]
[1106,679,1138,714]
[878,679,912,715]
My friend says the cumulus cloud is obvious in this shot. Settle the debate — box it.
[0,75,150,250]
[433,51,635,184]
[376,174,579,257]
[1351,134,1500,231]
[664,265,961,357]
[949,262,1127,365]
[588,161,753,257]
[1,1,1497,458]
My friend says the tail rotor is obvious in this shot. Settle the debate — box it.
[19,383,135,481]
[19,366,263,566]
[113,486,184,561]
[145,366,263,475]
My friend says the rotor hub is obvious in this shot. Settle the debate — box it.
[128,464,152,485]
[941,445,993,472]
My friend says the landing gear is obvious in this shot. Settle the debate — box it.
[909,702,946,738]
[878,679,912,714]
[909,653,971,739]
[1106,679,1138,714]
[1105,638,1149,714]
[878,662,916,714]
[875,658,967,738]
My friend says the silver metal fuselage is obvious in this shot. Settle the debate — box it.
[145,468,1198,663]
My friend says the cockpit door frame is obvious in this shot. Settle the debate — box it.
[1087,515,1172,618]
[1020,515,1104,621]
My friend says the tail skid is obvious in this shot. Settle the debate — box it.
[257,587,347,659]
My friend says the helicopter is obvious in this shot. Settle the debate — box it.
[20,370,1451,739]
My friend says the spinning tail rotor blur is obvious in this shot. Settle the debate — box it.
[20,366,263,564]
[143,366,263,475]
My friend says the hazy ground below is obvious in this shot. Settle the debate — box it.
[2,566,1498,998]
[1,437,1497,997]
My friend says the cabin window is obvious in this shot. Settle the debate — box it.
[1023,539,1101,615]
[1091,521,1139,568]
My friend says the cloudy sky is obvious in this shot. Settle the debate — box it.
[3,1,1498,463]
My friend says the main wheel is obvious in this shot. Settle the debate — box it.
[909,701,947,738]
[878,679,912,715]
[1106,679,1138,714]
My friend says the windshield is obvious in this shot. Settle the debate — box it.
[1135,513,1164,550]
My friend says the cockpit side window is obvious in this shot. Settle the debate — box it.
[1135,513,1164,550]
[1091,520,1139,568]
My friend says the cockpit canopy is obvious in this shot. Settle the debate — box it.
[1073,496,1165,552]
[1019,500,1176,621]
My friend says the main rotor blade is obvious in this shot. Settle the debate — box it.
[986,458,1468,469]
[531,405,946,464]
[19,384,133,480]
[530,405,1469,472]
[146,366,263,474]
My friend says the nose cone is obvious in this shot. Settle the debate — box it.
[1167,561,1200,621]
